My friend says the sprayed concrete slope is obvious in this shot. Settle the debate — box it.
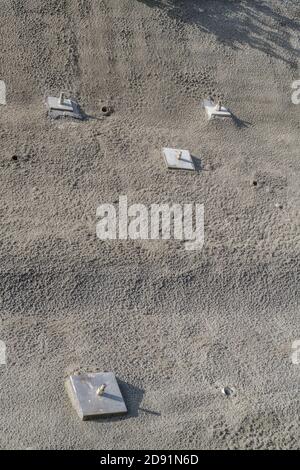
[0,0,299,449]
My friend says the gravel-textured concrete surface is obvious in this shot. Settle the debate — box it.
[0,0,299,449]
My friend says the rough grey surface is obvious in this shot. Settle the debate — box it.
[0,0,299,450]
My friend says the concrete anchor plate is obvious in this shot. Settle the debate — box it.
[66,372,127,420]
[46,95,84,120]
[0,80,6,105]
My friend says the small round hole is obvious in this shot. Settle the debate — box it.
[252,180,258,186]
[12,155,18,161]
[102,106,108,113]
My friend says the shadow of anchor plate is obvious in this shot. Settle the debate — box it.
[66,372,127,420]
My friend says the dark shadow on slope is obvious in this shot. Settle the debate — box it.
[137,0,300,66]
[118,380,145,418]
[118,380,161,419]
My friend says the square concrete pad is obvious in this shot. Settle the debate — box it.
[66,372,127,420]
[163,147,195,171]
[47,96,74,112]
[203,98,231,120]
